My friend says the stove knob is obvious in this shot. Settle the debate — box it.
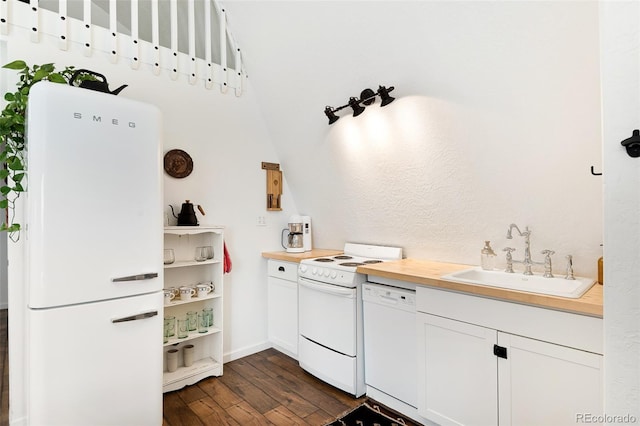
[324,269,330,277]
[311,267,317,275]
[299,265,307,273]
[330,271,337,279]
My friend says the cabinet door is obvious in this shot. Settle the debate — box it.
[267,275,298,357]
[498,332,603,426]
[417,313,498,426]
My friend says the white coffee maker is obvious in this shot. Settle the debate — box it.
[282,215,305,253]
[281,215,312,253]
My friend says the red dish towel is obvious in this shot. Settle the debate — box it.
[223,242,232,274]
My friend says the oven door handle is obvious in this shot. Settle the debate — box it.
[299,278,355,297]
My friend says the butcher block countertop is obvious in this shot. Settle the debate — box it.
[357,258,603,318]
[261,249,343,263]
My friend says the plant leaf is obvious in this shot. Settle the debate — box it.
[33,68,48,82]
[1,223,21,232]
[8,158,23,170]
[3,60,27,70]
[48,73,66,84]
[0,199,7,209]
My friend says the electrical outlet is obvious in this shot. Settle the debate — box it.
[256,216,267,226]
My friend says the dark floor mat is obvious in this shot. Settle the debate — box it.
[325,401,416,426]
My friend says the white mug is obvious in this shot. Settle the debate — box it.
[166,349,179,373]
[183,344,195,367]
[164,290,175,305]
[179,286,196,301]
[196,283,213,298]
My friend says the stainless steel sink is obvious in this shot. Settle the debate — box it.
[441,267,596,299]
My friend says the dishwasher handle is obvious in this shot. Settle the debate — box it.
[379,295,399,304]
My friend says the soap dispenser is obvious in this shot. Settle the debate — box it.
[481,241,497,270]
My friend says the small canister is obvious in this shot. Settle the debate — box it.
[598,257,603,285]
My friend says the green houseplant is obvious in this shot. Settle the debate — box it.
[0,61,89,238]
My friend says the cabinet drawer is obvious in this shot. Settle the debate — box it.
[416,286,603,354]
[268,260,298,282]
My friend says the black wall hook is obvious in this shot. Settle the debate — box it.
[590,166,602,176]
[621,129,640,157]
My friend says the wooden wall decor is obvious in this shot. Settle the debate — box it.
[262,162,282,211]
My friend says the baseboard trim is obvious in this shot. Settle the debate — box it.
[223,340,271,363]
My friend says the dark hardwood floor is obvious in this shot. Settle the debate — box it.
[161,347,368,425]
[0,309,384,425]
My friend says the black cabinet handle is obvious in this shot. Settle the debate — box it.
[278,266,285,272]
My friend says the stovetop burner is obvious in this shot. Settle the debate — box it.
[299,243,402,288]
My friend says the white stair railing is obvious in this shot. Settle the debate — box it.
[1,0,244,95]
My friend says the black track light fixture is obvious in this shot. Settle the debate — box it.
[360,88,376,106]
[324,84,396,125]
[349,97,366,117]
[378,85,395,107]
[324,106,340,125]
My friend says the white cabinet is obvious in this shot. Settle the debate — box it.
[267,260,299,358]
[497,332,602,426]
[418,313,498,425]
[417,286,603,426]
[163,226,224,392]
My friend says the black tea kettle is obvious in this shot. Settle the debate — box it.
[68,69,128,95]
[169,200,205,226]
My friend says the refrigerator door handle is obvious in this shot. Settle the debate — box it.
[111,310,159,323]
[111,272,159,282]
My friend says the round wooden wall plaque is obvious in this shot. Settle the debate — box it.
[164,149,193,178]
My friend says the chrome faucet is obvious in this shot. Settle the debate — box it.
[506,224,535,275]
[565,255,575,280]
[503,247,516,273]
[505,224,558,277]
[541,249,555,278]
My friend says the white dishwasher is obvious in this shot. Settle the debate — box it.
[362,283,417,408]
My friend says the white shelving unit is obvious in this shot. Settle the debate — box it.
[162,225,224,393]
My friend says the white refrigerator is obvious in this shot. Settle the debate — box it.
[21,82,163,425]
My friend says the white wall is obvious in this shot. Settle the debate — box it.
[600,1,640,418]
[2,13,297,364]
[225,1,603,277]
[0,38,7,311]
[0,232,6,310]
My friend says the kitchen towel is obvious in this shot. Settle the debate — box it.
[223,242,232,274]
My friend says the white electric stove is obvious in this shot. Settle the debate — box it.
[297,243,402,397]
